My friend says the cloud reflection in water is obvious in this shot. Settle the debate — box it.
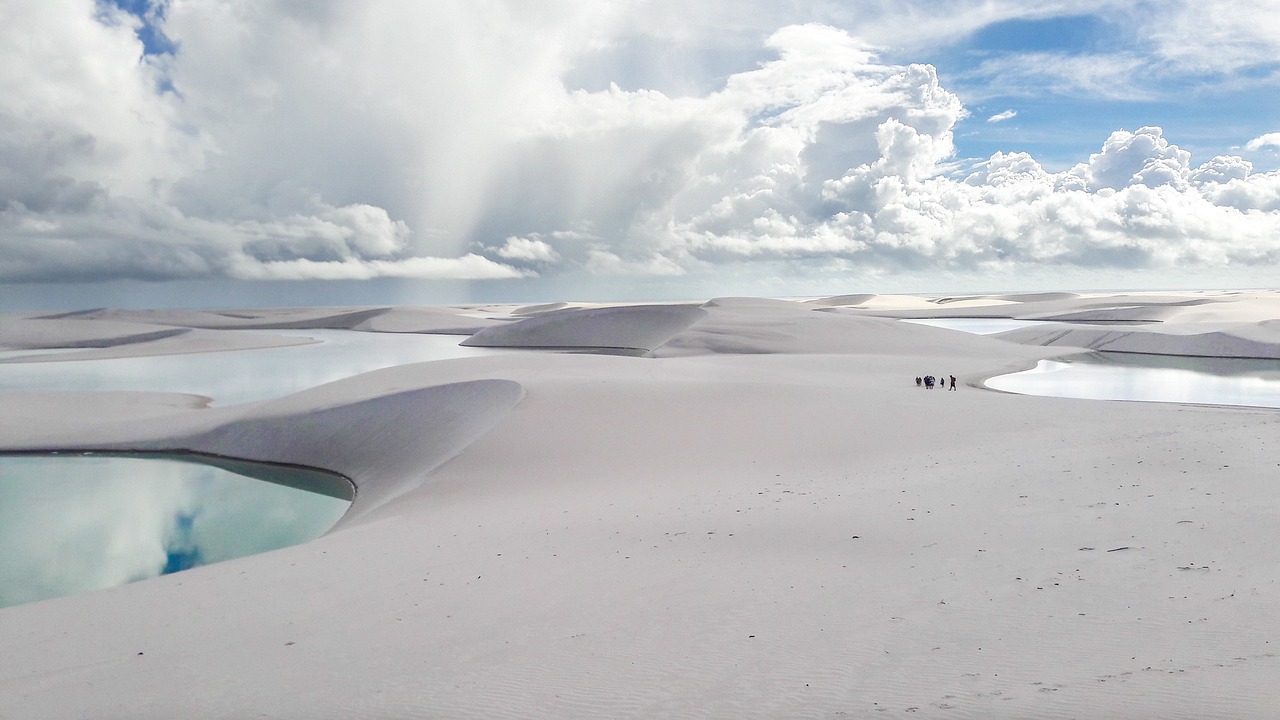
[0,454,350,608]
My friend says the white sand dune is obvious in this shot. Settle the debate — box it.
[512,301,574,315]
[0,372,524,520]
[1,305,512,361]
[657,302,1048,361]
[0,316,317,362]
[0,315,189,350]
[62,305,502,334]
[997,322,1280,359]
[462,303,708,353]
[835,291,1280,323]
[805,293,878,306]
[175,377,524,518]
[65,306,391,329]
[1,291,1279,719]
[976,291,1082,303]
[352,307,503,334]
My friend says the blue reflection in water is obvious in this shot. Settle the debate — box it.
[0,330,499,404]
[986,353,1280,409]
[0,454,350,608]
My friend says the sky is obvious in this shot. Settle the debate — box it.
[2,0,1279,310]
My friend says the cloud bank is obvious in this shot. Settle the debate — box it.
[1,1,1279,294]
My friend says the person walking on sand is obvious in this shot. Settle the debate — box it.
[949,375,957,391]
[916,376,922,387]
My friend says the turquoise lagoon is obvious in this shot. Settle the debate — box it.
[0,453,350,608]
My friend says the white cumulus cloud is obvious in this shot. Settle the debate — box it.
[495,236,561,263]
[1246,133,1280,151]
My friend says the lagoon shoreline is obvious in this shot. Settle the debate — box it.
[2,291,1279,718]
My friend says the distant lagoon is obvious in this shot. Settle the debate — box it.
[986,352,1280,410]
[0,329,499,404]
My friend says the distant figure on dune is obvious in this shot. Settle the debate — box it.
[949,375,957,391]
[916,376,922,387]
[924,375,934,389]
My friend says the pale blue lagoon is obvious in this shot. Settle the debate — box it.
[986,353,1280,409]
[0,330,499,404]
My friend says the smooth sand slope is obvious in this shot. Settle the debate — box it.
[1,291,1279,719]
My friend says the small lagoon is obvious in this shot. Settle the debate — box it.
[0,453,350,608]
[985,352,1280,409]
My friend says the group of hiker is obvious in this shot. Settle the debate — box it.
[916,374,957,391]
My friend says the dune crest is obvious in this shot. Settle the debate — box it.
[172,378,525,520]
[805,293,877,306]
[462,304,707,354]
[0,316,189,350]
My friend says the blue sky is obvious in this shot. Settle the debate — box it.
[106,0,174,56]
[2,1,1279,309]
[922,12,1280,172]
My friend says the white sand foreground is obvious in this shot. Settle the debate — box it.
[1,291,1280,718]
